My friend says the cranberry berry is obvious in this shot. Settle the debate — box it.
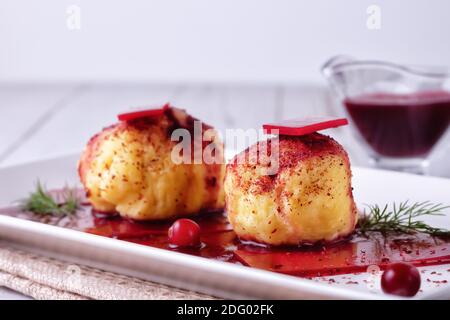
[381,262,421,297]
[168,218,201,248]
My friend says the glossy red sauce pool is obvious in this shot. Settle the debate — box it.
[1,200,450,278]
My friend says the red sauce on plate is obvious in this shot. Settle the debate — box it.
[1,195,450,278]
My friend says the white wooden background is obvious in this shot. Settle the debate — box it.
[0,84,448,300]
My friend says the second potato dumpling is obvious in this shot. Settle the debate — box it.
[225,133,358,246]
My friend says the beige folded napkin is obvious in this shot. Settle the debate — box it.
[0,243,215,300]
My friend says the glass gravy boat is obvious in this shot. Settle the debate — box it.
[322,55,450,174]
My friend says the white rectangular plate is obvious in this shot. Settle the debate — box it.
[0,154,449,299]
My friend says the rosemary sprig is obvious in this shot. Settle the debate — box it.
[357,201,450,238]
[21,181,80,216]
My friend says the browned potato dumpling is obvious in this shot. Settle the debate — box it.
[225,133,357,246]
[79,107,225,220]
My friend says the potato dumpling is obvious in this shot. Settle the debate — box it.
[225,133,357,246]
[79,107,225,220]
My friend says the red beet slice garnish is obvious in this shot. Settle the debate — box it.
[263,117,348,136]
[117,103,170,121]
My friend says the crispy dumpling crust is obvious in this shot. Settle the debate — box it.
[225,133,357,246]
[79,107,225,221]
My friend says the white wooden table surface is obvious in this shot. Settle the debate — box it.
[0,83,449,299]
